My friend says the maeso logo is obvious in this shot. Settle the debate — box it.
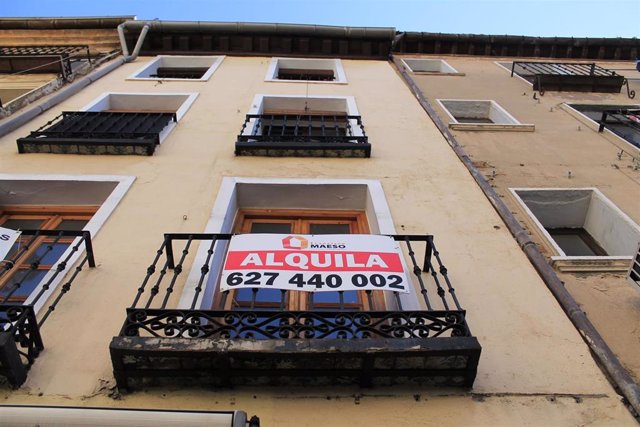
[282,235,308,249]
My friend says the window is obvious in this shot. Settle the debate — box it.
[265,58,347,83]
[511,188,640,272]
[437,99,534,131]
[128,55,224,81]
[629,242,640,288]
[567,104,640,150]
[498,61,630,96]
[17,92,198,155]
[0,206,96,302]
[219,209,385,312]
[236,95,369,157]
[401,58,462,75]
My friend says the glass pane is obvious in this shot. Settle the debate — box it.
[55,220,88,231]
[250,222,292,234]
[1,219,45,230]
[0,269,47,300]
[235,288,283,310]
[313,290,359,305]
[309,223,351,235]
[27,243,71,265]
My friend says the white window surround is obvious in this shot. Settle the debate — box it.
[242,94,364,139]
[495,61,534,86]
[562,103,640,155]
[0,173,135,315]
[401,58,464,76]
[127,55,225,81]
[265,57,347,84]
[81,92,198,144]
[436,99,535,131]
[178,177,421,311]
[510,187,640,272]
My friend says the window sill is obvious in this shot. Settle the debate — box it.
[551,256,633,272]
[449,122,535,132]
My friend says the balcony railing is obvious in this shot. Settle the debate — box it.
[235,114,371,157]
[0,229,95,387]
[511,61,634,98]
[17,111,177,155]
[0,45,91,81]
[110,233,481,390]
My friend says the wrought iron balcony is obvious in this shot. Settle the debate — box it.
[0,229,95,387]
[110,233,481,390]
[0,45,91,80]
[235,114,371,157]
[511,61,635,98]
[17,111,177,155]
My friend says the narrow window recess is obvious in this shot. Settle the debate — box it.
[510,188,640,272]
[265,58,347,84]
[401,58,464,76]
[128,56,224,81]
[437,99,534,131]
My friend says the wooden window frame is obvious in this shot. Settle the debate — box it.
[217,209,386,311]
[0,205,97,302]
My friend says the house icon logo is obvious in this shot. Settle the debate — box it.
[282,235,308,249]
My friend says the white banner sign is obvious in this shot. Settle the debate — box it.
[0,227,21,261]
[221,234,410,293]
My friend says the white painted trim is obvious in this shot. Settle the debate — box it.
[509,187,640,264]
[400,58,462,75]
[562,103,640,154]
[264,57,348,84]
[494,61,533,86]
[0,174,135,315]
[178,177,421,311]
[436,98,534,130]
[127,55,225,82]
[243,94,363,139]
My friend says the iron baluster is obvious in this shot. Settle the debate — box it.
[161,236,194,309]
[190,236,218,309]
[427,236,461,310]
[132,240,166,308]
[144,258,171,309]
[404,236,432,310]
[38,256,89,326]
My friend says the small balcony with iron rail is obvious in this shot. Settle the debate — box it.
[110,233,481,391]
[17,111,177,155]
[0,229,96,387]
[511,61,635,98]
[235,114,371,157]
[0,45,92,82]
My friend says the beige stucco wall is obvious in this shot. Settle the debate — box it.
[0,55,636,425]
[404,54,640,388]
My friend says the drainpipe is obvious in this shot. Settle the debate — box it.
[389,54,640,417]
[0,23,151,138]
[117,22,150,62]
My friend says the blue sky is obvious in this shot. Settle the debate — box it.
[3,0,640,38]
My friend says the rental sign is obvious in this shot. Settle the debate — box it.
[221,234,410,293]
[0,227,20,261]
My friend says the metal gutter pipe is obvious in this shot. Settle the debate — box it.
[390,53,640,417]
[117,22,150,61]
[0,405,250,427]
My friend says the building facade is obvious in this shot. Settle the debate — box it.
[0,18,639,426]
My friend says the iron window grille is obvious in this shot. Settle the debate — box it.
[511,61,635,98]
[110,233,481,390]
[236,114,370,157]
[277,69,336,81]
[0,229,95,387]
[17,111,177,155]
[598,108,640,149]
[0,45,91,81]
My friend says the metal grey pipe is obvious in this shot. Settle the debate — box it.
[118,22,150,62]
[0,55,125,139]
[390,54,640,417]
[0,405,248,427]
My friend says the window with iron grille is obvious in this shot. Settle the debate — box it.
[128,55,224,81]
[265,58,347,83]
[568,104,640,150]
[236,95,369,157]
[16,93,198,155]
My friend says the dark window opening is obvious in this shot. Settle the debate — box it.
[150,67,209,79]
[546,227,608,256]
[277,68,335,81]
[455,117,494,124]
[570,104,640,149]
